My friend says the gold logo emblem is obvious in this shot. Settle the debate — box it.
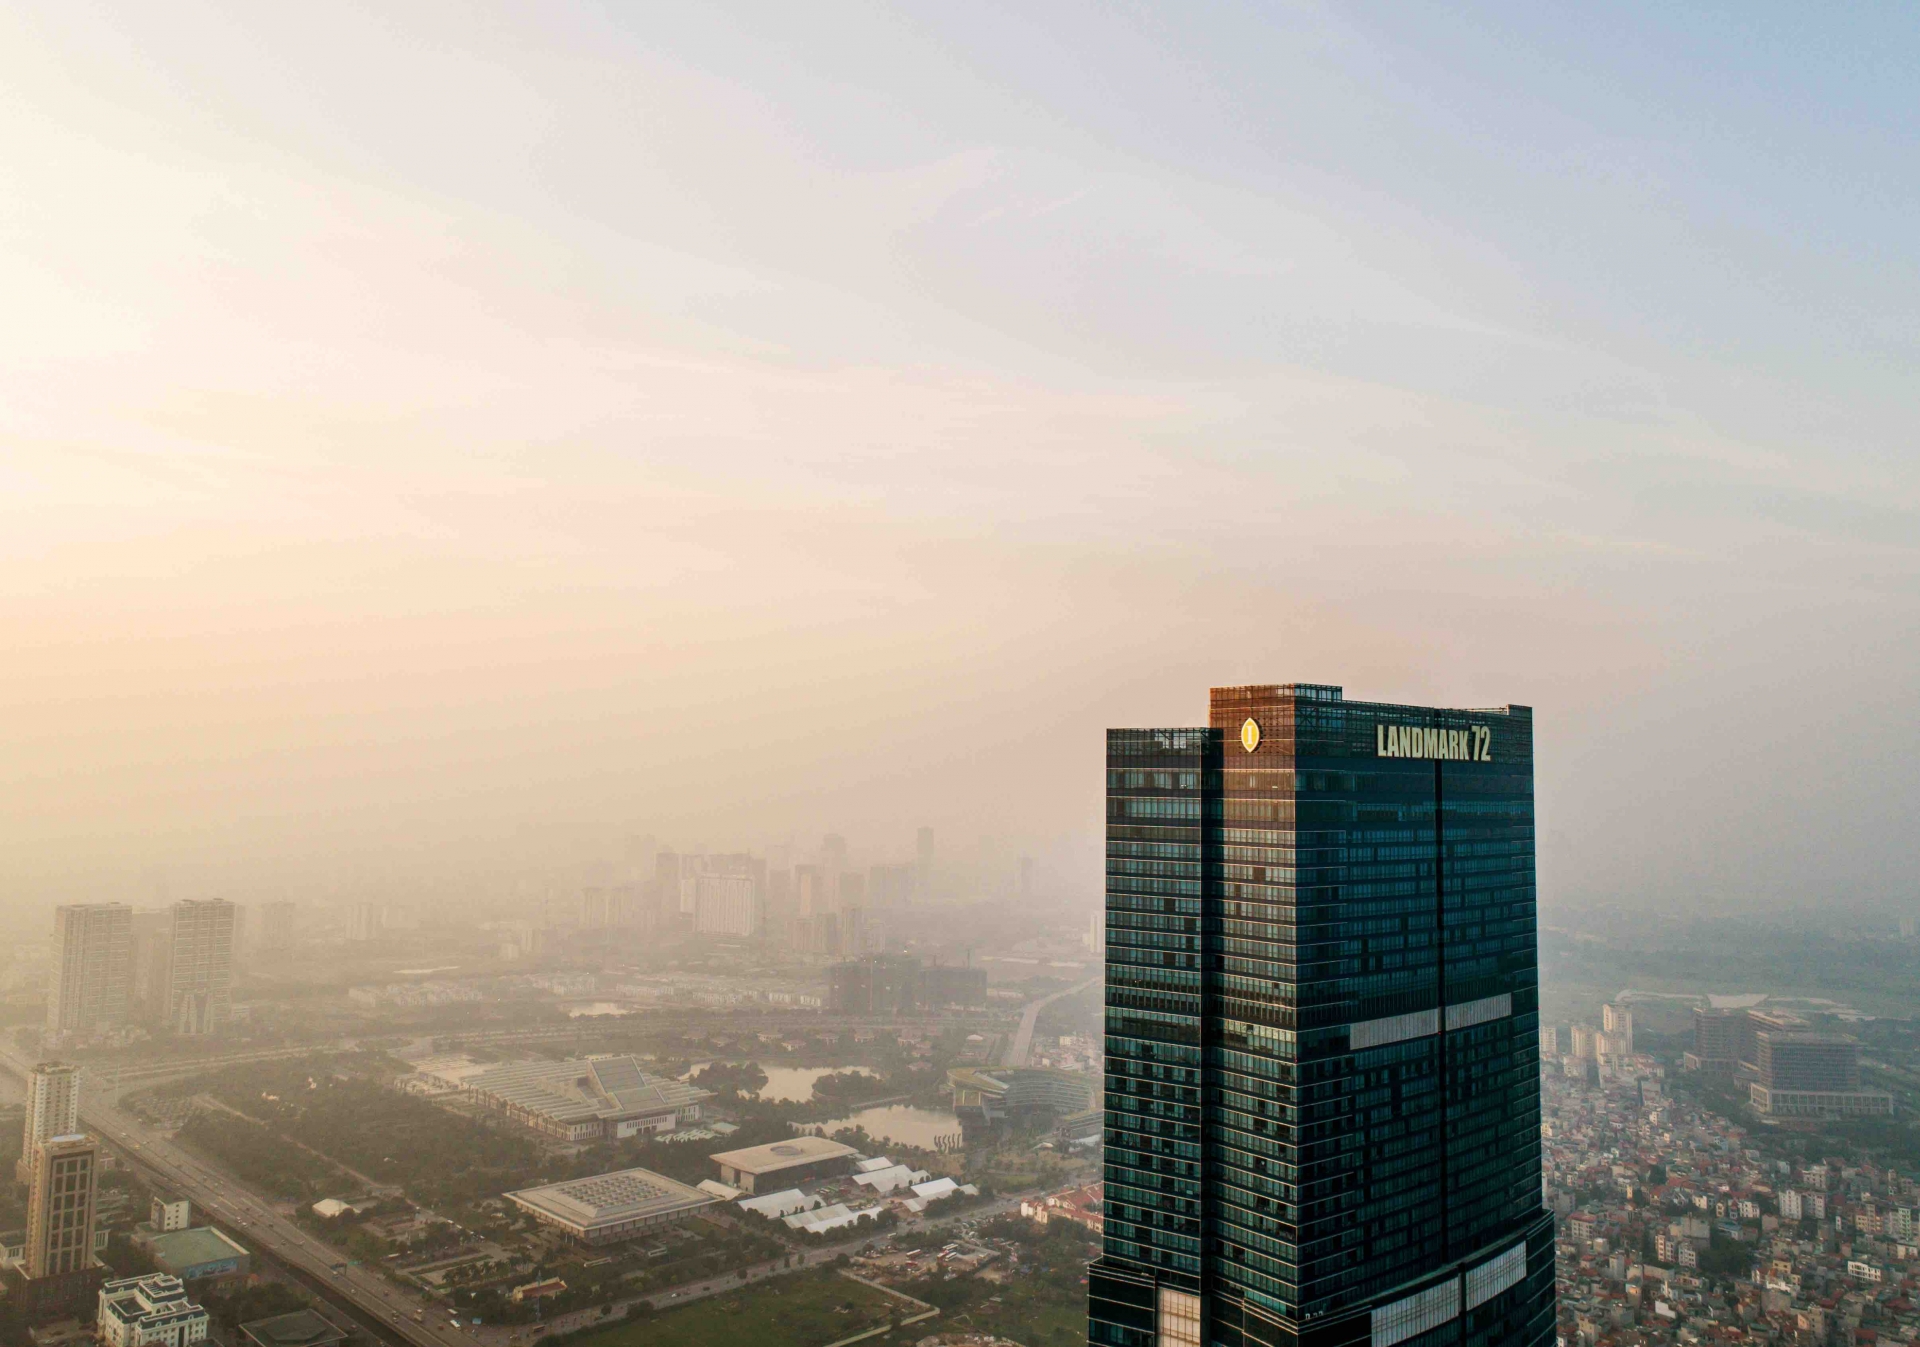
[1240,718,1261,753]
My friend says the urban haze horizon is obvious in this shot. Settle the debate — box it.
[2,2,1916,926]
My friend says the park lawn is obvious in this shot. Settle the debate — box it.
[576,1271,911,1347]
[988,1276,1086,1346]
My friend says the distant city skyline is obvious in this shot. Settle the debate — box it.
[0,3,1913,919]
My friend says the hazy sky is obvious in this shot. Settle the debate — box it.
[2,2,1916,917]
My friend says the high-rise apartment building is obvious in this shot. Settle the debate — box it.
[916,826,935,896]
[258,901,297,951]
[794,864,838,954]
[1600,1005,1633,1057]
[625,833,658,880]
[128,909,172,1025]
[16,1063,83,1185]
[1087,910,1108,955]
[765,867,795,945]
[46,904,133,1038]
[654,850,683,931]
[1685,1007,1740,1072]
[869,863,916,908]
[1090,684,1555,1347]
[579,888,615,930]
[838,872,868,951]
[346,901,382,942]
[164,900,236,1036]
[694,871,760,937]
[25,1133,99,1277]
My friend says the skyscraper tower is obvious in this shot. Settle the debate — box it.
[164,900,236,1036]
[1090,684,1554,1347]
[916,826,935,898]
[16,1063,82,1185]
[46,904,133,1038]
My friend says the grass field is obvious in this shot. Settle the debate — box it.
[911,1269,1085,1347]
[574,1271,915,1347]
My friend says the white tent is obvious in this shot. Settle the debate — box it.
[783,1202,873,1235]
[739,1188,819,1219]
[852,1164,929,1194]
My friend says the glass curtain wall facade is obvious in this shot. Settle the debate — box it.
[1090,685,1555,1347]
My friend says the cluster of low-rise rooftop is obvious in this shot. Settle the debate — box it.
[1544,1061,1919,1347]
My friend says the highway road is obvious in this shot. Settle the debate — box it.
[0,1045,459,1347]
[1004,975,1100,1068]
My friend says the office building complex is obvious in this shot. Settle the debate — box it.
[17,1063,83,1185]
[1749,1028,1890,1118]
[46,904,133,1038]
[1683,1004,1889,1118]
[1090,684,1555,1347]
[164,900,236,1036]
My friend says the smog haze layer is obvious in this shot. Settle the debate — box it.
[2,2,1916,921]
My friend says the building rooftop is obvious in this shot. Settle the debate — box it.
[505,1167,715,1233]
[708,1135,858,1176]
[464,1056,710,1126]
[239,1310,348,1347]
[143,1227,249,1271]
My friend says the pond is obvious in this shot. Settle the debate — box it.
[812,1103,965,1152]
[753,1065,880,1103]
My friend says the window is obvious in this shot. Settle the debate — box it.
[1464,1244,1526,1309]
[1157,1288,1201,1347]
[1371,1279,1460,1347]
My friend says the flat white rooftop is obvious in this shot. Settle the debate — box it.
[708,1135,858,1176]
[506,1167,714,1233]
